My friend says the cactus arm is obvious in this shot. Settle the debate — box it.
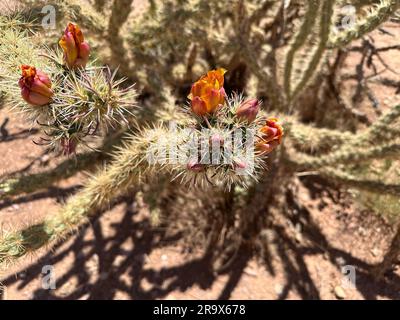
[361,104,400,142]
[328,0,400,48]
[107,0,134,76]
[288,104,400,150]
[318,168,400,196]
[284,0,320,99]
[289,142,400,170]
[373,224,400,280]
[0,126,179,267]
[285,118,354,151]
[0,130,125,199]
[290,0,336,100]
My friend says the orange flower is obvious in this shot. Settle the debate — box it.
[257,118,284,155]
[59,23,90,68]
[18,65,53,106]
[188,68,227,116]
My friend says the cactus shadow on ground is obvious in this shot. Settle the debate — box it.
[1,192,400,300]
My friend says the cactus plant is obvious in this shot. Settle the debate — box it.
[0,0,400,287]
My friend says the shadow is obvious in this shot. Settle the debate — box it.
[0,149,52,181]
[266,185,400,300]
[1,185,400,300]
[0,117,40,143]
[0,186,80,211]
[0,193,257,300]
[0,198,220,299]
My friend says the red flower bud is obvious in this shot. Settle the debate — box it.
[59,23,90,69]
[187,158,205,172]
[236,99,260,123]
[18,65,53,106]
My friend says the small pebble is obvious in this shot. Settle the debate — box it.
[335,257,346,266]
[334,286,346,300]
[244,267,258,277]
[371,248,382,257]
[274,283,284,296]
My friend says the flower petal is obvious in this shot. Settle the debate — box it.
[30,79,54,98]
[26,91,52,106]
[191,96,208,116]
[36,70,52,88]
[79,42,90,60]
[59,33,79,67]
[208,89,222,113]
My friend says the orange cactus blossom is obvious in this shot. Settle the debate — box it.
[18,65,53,106]
[257,117,284,155]
[188,68,227,116]
[59,23,90,68]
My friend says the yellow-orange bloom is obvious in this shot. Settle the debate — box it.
[188,68,227,116]
[256,118,284,155]
[18,65,53,106]
[59,23,90,68]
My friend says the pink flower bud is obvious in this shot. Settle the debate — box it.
[18,65,53,106]
[233,158,247,169]
[236,99,260,123]
[187,158,205,172]
[210,133,224,147]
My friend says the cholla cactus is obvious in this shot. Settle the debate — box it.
[0,65,285,265]
[329,0,400,47]
[0,20,136,155]
[1,0,400,281]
